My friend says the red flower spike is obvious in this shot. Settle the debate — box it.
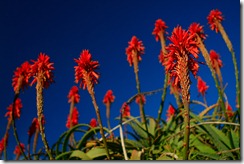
[67,86,80,104]
[5,98,22,120]
[74,50,99,89]
[12,61,31,92]
[166,105,175,121]
[210,50,223,70]
[121,103,130,118]
[164,26,199,87]
[103,90,115,105]
[226,103,234,117]
[135,94,146,105]
[66,107,79,128]
[188,22,207,40]
[0,137,6,154]
[152,19,168,41]
[30,53,54,88]
[89,118,97,128]
[13,143,25,156]
[197,76,209,96]
[207,9,224,33]
[125,36,145,66]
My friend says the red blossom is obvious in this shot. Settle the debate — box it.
[209,50,223,70]
[164,26,199,87]
[226,103,234,117]
[67,86,80,104]
[30,53,54,88]
[74,50,99,89]
[207,9,224,33]
[152,19,168,41]
[5,98,22,120]
[135,94,146,105]
[197,76,209,96]
[166,105,175,121]
[12,61,31,92]
[188,22,207,40]
[66,107,79,128]
[89,118,97,128]
[13,143,25,156]
[0,137,6,154]
[125,36,145,66]
[121,103,130,118]
[28,116,45,137]
[103,90,115,105]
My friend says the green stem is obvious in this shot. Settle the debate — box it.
[11,93,28,160]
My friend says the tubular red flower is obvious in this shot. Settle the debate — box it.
[209,50,223,70]
[0,137,6,154]
[152,19,168,41]
[5,98,22,120]
[89,118,97,128]
[66,107,79,128]
[103,90,115,104]
[164,26,199,87]
[30,53,54,88]
[188,22,207,40]
[125,36,145,66]
[67,86,80,104]
[207,9,224,33]
[74,50,99,89]
[226,103,234,117]
[28,116,45,137]
[12,61,31,92]
[13,143,25,156]
[197,76,209,96]
[121,103,130,118]
[166,105,175,121]
[135,94,146,105]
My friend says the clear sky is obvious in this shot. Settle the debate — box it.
[0,0,240,159]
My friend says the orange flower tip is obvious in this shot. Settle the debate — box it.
[166,105,175,121]
[89,118,98,128]
[209,50,223,69]
[66,107,79,128]
[135,94,146,105]
[152,19,168,41]
[103,89,115,104]
[207,9,224,33]
[67,86,80,104]
[74,49,100,90]
[125,36,145,66]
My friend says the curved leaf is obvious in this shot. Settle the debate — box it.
[69,150,91,160]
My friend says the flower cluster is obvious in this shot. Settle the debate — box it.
[89,118,98,128]
[13,143,25,157]
[188,22,207,40]
[152,19,168,41]
[74,50,99,90]
[166,105,175,121]
[103,90,115,105]
[210,50,223,70]
[30,53,54,88]
[125,36,145,66]
[135,94,146,105]
[207,9,224,33]
[121,103,130,118]
[5,98,23,120]
[197,76,209,96]
[67,86,80,104]
[66,107,79,128]
[28,116,45,137]
[164,26,199,87]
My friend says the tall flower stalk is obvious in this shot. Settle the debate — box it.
[30,53,54,160]
[74,49,110,160]
[189,23,227,119]
[103,90,115,131]
[207,9,240,112]
[164,26,200,160]
[152,19,170,126]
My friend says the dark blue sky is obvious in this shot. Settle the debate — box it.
[0,0,240,159]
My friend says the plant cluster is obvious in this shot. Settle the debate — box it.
[0,9,240,160]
